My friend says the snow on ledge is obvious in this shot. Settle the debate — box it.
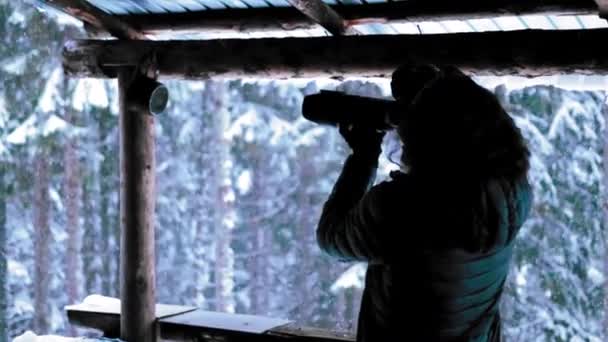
[12,331,85,342]
[82,294,121,307]
[12,331,122,342]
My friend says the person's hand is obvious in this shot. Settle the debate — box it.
[339,123,385,158]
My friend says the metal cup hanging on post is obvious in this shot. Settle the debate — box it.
[127,74,169,115]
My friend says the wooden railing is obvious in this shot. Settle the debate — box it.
[66,296,354,342]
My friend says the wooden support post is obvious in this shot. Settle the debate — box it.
[118,68,158,342]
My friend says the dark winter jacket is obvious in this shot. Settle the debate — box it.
[317,154,532,342]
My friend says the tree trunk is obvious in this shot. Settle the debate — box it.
[63,81,81,336]
[203,81,235,313]
[100,163,113,297]
[192,150,210,309]
[0,164,8,342]
[192,81,235,312]
[33,152,51,334]
[294,148,314,322]
[250,224,267,315]
[98,104,119,297]
[249,149,269,315]
[603,98,608,342]
[81,173,98,295]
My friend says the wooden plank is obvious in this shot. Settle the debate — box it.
[113,0,597,34]
[161,321,354,342]
[38,0,146,39]
[67,297,352,342]
[160,309,292,334]
[119,69,158,342]
[67,311,121,338]
[269,325,354,341]
[64,28,608,80]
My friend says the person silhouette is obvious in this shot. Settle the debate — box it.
[317,65,532,342]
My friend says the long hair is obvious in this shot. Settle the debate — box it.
[395,66,530,251]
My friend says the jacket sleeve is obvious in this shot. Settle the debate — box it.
[316,153,394,263]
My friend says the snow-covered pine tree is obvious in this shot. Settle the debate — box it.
[0,163,8,342]
[500,86,605,341]
[155,81,203,305]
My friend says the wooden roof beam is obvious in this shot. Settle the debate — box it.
[38,0,146,39]
[63,28,608,79]
[287,0,355,35]
[113,0,597,34]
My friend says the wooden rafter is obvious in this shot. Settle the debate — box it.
[287,0,355,35]
[38,0,146,39]
[109,0,597,34]
[64,28,608,80]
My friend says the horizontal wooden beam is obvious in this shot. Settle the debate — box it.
[63,28,608,80]
[115,0,597,34]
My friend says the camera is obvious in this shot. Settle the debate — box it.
[302,65,445,130]
[302,90,400,131]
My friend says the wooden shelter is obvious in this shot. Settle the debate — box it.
[33,0,608,341]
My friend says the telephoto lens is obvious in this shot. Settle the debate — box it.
[302,90,399,131]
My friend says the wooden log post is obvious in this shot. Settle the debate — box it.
[118,68,158,342]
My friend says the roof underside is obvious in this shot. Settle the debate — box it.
[151,15,607,40]
[37,0,608,40]
[87,0,343,13]
[43,0,608,79]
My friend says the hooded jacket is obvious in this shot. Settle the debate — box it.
[317,154,532,342]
